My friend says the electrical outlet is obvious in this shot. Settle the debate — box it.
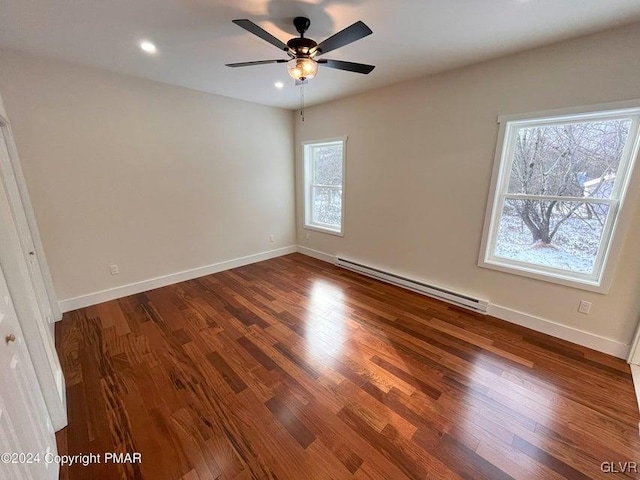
[269,234,275,243]
[305,232,310,240]
[578,300,591,314]
[110,264,119,275]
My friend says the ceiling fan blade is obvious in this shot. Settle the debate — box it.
[318,59,375,74]
[232,19,289,51]
[313,21,372,56]
[226,59,288,68]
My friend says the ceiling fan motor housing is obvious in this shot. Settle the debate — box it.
[287,37,318,57]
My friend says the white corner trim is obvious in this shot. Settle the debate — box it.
[54,368,67,431]
[59,245,297,313]
[628,322,640,364]
[630,365,640,418]
[296,245,336,264]
[488,304,630,359]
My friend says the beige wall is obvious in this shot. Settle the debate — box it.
[295,23,640,347]
[0,49,295,301]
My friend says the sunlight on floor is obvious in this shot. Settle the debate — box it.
[305,279,346,362]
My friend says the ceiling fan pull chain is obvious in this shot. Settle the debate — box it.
[300,84,305,123]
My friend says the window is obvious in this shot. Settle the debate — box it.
[303,138,346,235]
[480,105,640,291]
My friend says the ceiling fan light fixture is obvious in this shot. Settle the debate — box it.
[287,58,318,81]
[227,18,375,80]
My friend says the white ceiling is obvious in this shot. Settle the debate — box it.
[1,0,640,110]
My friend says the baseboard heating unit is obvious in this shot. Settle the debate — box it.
[335,258,489,314]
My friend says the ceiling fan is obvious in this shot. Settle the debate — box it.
[226,17,375,83]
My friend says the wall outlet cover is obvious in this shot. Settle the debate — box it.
[578,300,592,314]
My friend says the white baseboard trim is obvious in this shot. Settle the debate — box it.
[296,245,336,264]
[488,304,630,359]
[59,245,298,313]
[64,242,629,359]
[295,245,629,358]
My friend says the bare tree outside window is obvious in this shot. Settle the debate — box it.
[481,107,640,288]
[304,139,345,234]
[495,119,631,273]
[311,144,343,227]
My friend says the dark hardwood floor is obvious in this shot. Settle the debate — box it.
[55,253,640,480]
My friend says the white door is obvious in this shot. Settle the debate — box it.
[0,262,58,480]
[0,122,66,430]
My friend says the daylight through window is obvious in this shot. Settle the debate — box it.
[480,106,640,289]
[303,138,346,235]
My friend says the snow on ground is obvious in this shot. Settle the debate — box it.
[494,213,604,273]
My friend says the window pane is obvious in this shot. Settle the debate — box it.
[312,186,342,228]
[494,199,610,274]
[507,119,631,199]
[313,144,343,186]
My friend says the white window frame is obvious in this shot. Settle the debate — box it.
[479,101,640,293]
[303,137,347,236]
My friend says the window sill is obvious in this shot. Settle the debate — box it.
[304,225,344,237]
[478,257,610,294]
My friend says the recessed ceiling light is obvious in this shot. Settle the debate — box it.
[274,81,284,89]
[139,41,157,54]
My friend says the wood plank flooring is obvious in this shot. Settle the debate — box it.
[55,253,640,480]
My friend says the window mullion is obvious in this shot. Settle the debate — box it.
[503,194,616,205]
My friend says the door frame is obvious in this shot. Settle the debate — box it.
[0,113,66,430]
[0,114,61,322]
